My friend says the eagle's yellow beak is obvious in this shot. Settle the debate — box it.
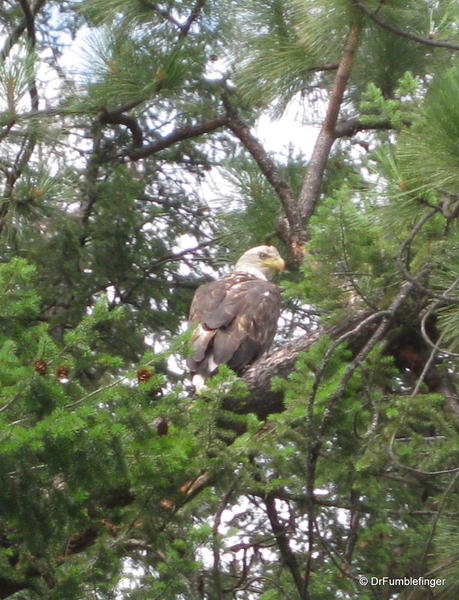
[263,256,286,272]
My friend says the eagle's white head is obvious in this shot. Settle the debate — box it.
[234,245,285,281]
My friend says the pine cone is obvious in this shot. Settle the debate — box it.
[136,368,153,383]
[56,365,70,381]
[153,417,168,436]
[33,359,48,375]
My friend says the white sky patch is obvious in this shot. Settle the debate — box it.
[116,558,147,596]
[255,106,318,159]
[167,351,187,376]
[57,23,92,78]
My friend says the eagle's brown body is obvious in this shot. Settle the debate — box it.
[186,246,284,390]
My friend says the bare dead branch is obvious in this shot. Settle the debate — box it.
[233,309,382,419]
[388,431,459,476]
[317,279,415,440]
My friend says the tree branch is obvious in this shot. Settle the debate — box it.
[264,493,306,598]
[18,0,39,111]
[100,110,143,148]
[0,136,37,232]
[298,24,361,231]
[344,491,361,563]
[334,116,411,137]
[18,0,36,45]
[141,0,207,40]
[232,309,375,418]
[316,279,415,441]
[0,0,43,232]
[0,0,46,61]
[222,95,299,249]
[353,0,459,51]
[179,0,207,40]
[127,116,228,160]
[141,1,183,29]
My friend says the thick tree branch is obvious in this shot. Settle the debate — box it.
[231,310,374,418]
[18,0,36,44]
[234,274,434,421]
[353,0,459,51]
[79,121,105,228]
[222,96,299,249]
[298,24,361,231]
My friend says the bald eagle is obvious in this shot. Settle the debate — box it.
[187,246,285,391]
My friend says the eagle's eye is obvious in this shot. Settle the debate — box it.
[259,252,268,259]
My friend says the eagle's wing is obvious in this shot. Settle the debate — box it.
[187,274,281,379]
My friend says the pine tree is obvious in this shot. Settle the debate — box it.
[1,1,459,599]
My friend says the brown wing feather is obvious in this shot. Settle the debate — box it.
[187,273,281,379]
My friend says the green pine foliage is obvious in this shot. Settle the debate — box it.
[399,62,459,193]
[231,0,357,113]
[0,258,207,598]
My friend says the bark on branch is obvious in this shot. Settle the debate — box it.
[334,116,411,137]
[227,309,374,418]
[127,116,228,160]
[100,110,144,148]
[222,95,298,246]
[297,24,361,232]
